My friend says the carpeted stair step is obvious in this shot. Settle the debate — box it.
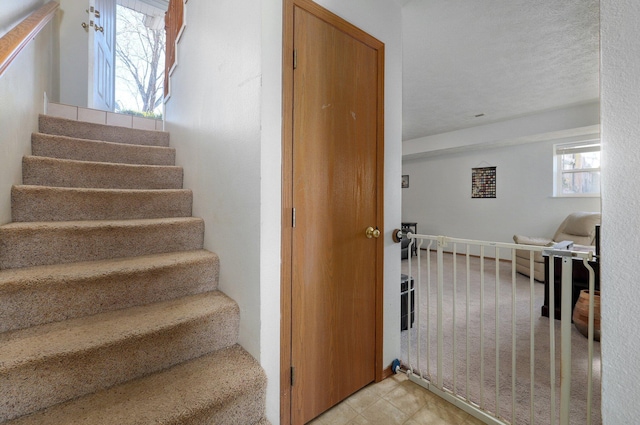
[0,217,204,269]
[39,114,170,147]
[0,250,219,333]
[0,112,270,424]
[0,291,240,423]
[11,185,193,222]
[22,156,183,190]
[31,132,176,165]
[4,344,266,425]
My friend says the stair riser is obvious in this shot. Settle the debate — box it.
[39,115,170,147]
[3,345,267,425]
[0,305,240,423]
[11,186,193,222]
[187,388,267,425]
[22,157,183,190]
[0,220,204,269]
[0,253,219,333]
[32,133,176,166]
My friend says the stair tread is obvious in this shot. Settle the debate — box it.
[0,250,216,292]
[32,132,176,165]
[0,291,234,370]
[0,250,219,333]
[32,131,173,151]
[0,216,202,231]
[23,154,181,170]
[12,184,191,195]
[39,114,170,147]
[0,217,204,269]
[11,184,193,221]
[22,155,184,190]
[6,344,266,425]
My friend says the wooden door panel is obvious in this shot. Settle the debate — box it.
[291,6,379,423]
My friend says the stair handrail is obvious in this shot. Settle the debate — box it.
[0,1,59,77]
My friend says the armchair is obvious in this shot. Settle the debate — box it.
[513,212,601,281]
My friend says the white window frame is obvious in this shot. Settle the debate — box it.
[553,140,601,197]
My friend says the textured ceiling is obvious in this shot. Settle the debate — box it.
[402,0,600,141]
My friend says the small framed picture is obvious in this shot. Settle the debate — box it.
[401,175,409,188]
[471,166,496,198]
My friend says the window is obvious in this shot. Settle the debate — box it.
[554,140,601,196]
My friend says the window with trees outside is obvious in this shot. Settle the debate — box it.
[553,140,601,196]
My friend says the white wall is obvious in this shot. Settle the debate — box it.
[164,0,262,355]
[164,0,269,417]
[402,138,601,244]
[0,3,56,224]
[165,1,402,422]
[56,0,89,107]
[600,1,640,422]
[0,0,45,37]
[259,0,283,420]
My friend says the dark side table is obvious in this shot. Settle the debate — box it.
[542,256,600,320]
[401,274,415,330]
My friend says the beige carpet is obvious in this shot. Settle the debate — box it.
[401,250,601,425]
[0,114,269,424]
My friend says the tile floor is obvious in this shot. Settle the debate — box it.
[308,373,485,425]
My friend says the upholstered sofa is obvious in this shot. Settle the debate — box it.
[513,212,601,281]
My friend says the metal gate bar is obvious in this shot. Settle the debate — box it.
[399,233,599,425]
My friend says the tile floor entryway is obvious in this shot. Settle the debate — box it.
[308,373,485,425]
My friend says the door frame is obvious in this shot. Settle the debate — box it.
[280,0,385,423]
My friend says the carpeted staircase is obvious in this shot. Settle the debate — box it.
[0,115,269,424]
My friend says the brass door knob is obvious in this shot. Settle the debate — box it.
[365,226,381,239]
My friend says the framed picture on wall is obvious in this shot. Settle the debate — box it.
[471,166,496,198]
[402,175,409,188]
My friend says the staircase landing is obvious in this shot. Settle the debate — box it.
[46,102,163,131]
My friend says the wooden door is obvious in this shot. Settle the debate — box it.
[285,2,385,423]
[88,0,115,110]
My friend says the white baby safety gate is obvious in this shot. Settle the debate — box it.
[395,233,600,425]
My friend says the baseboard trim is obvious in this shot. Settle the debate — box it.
[379,364,394,381]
